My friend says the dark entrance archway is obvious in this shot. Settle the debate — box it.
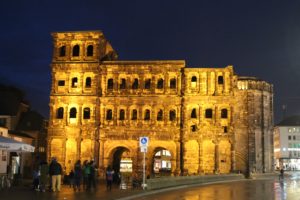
[111,147,132,184]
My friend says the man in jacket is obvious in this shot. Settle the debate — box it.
[49,157,62,192]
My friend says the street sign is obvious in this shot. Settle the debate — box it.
[139,137,149,147]
[140,146,147,152]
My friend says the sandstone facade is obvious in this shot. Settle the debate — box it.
[48,31,274,177]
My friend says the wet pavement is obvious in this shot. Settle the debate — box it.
[1,172,300,200]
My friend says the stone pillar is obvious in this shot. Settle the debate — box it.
[230,139,236,172]
[197,139,203,174]
[77,137,81,161]
[175,141,181,174]
[214,141,220,174]
[99,138,105,169]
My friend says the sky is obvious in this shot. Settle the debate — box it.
[0,0,299,123]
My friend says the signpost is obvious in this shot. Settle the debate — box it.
[139,137,149,190]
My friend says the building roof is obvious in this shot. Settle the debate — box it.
[277,115,300,126]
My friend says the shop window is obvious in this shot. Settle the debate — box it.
[56,107,64,119]
[169,110,176,121]
[58,80,65,86]
[59,46,66,57]
[157,78,164,89]
[107,79,114,90]
[83,108,90,119]
[221,109,228,118]
[145,79,151,89]
[70,107,77,118]
[87,45,94,56]
[72,77,78,88]
[72,45,80,57]
[157,110,163,121]
[144,109,150,120]
[120,79,126,89]
[106,109,113,120]
[131,109,137,120]
[218,76,224,84]
[191,108,197,118]
[170,78,176,89]
[132,79,139,89]
[119,109,125,120]
[205,109,213,118]
[85,77,91,88]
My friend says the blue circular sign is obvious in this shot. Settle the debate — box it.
[141,137,147,144]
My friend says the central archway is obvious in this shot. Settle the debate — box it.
[152,148,172,177]
[111,147,132,184]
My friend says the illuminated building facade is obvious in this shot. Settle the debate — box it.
[274,116,300,170]
[48,31,274,177]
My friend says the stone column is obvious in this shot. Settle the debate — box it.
[175,141,181,174]
[230,140,236,172]
[197,139,203,174]
[214,140,220,174]
[99,138,105,169]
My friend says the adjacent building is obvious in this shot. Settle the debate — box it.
[48,31,274,178]
[274,115,300,170]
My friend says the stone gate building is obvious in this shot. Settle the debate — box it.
[47,31,274,177]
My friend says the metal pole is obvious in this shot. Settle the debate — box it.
[142,151,146,190]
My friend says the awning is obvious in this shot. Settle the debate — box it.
[0,136,35,152]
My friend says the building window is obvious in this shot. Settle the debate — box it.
[144,109,150,120]
[56,107,64,119]
[120,79,126,89]
[191,125,197,132]
[85,77,91,88]
[288,135,291,140]
[131,109,137,120]
[119,109,125,120]
[107,79,114,90]
[191,108,197,118]
[224,126,228,133]
[205,109,213,118]
[170,78,176,89]
[157,78,164,89]
[0,118,7,127]
[58,80,65,86]
[59,46,66,57]
[218,76,224,84]
[132,79,139,89]
[221,109,228,118]
[87,45,93,57]
[293,136,296,140]
[169,110,176,121]
[157,110,163,121]
[191,76,197,88]
[70,108,77,118]
[144,79,151,89]
[72,45,80,57]
[83,108,90,119]
[72,77,78,88]
[106,109,113,120]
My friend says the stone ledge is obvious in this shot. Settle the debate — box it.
[146,174,245,190]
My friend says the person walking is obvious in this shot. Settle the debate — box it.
[106,166,114,191]
[39,161,49,192]
[73,160,82,191]
[49,157,62,192]
[82,160,90,191]
[88,160,97,191]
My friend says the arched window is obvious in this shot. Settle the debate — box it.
[83,108,90,119]
[72,77,78,88]
[132,78,139,89]
[120,79,126,89]
[87,45,93,57]
[56,107,64,119]
[170,78,176,89]
[106,109,113,120]
[205,109,213,118]
[218,76,224,84]
[107,79,114,90]
[59,46,66,57]
[70,107,77,118]
[191,76,197,82]
[191,76,197,88]
[119,109,125,120]
[131,109,137,120]
[72,45,80,57]
[144,79,151,89]
[191,108,197,118]
[169,110,176,121]
[191,125,197,132]
[144,109,150,120]
[157,78,164,89]
[85,77,91,88]
[221,109,228,118]
[157,109,163,121]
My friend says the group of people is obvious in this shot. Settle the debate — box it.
[33,157,115,192]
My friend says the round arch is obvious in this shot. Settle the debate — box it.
[151,147,173,177]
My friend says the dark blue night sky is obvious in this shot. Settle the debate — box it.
[0,0,299,123]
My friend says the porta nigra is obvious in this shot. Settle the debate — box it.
[47,31,274,178]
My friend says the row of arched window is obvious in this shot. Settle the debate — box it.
[107,78,177,90]
[58,44,94,57]
[56,107,91,119]
[189,108,228,119]
[190,75,224,87]
[57,77,92,88]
